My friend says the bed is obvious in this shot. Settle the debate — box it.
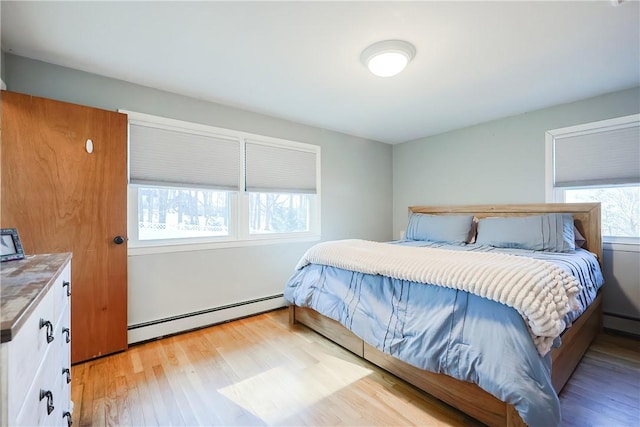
[285,203,603,427]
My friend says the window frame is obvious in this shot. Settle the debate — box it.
[123,110,321,256]
[545,114,640,245]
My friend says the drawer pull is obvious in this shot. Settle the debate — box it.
[62,367,71,384]
[39,389,54,415]
[63,280,71,297]
[39,319,55,343]
[63,411,73,427]
[63,327,71,343]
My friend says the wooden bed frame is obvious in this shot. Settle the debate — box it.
[289,203,603,427]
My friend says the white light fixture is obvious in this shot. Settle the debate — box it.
[361,40,416,77]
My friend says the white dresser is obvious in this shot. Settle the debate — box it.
[1,253,73,426]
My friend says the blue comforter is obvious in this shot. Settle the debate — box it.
[284,241,603,426]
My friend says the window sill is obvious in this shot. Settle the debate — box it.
[128,234,321,256]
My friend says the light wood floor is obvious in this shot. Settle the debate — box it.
[71,308,640,426]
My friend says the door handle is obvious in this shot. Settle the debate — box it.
[113,236,126,245]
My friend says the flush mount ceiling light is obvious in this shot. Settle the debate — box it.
[361,40,416,77]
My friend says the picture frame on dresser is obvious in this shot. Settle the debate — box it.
[0,228,25,262]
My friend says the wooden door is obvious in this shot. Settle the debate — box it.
[1,91,128,363]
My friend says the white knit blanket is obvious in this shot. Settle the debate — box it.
[296,239,582,356]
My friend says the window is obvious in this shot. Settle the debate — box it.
[248,193,314,234]
[564,186,639,239]
[124,111,321,253]
[137,186,231,240]
[546,114,640,243]
[244,138,318,236]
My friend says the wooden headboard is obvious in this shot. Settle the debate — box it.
[409,203,602,265]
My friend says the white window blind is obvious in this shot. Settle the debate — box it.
[554,123,640,187]
[129,123,241,190]
[245,140,318,193]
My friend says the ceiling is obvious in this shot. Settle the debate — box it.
[2,1,639,144]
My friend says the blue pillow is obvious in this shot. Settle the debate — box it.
[406,213,474,244]
[561,214,577,252]
[476,213,575,252]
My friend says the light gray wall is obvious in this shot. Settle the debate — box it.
[0,3,5,88]
[393,86,640,333]
[4,54,393,333]
[1,50,5,86]
[393,86,640,235]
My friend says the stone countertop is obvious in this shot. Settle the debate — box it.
[1,253,72,343]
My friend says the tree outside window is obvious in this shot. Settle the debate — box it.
[565,186,640,239]
[138,187,230,240]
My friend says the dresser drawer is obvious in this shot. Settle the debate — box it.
[53,262,71,327]
[55,354,73,427]
[13,343,59,427]
[7,286,56,420]
[14,305,68,427]
[58,362,73,427]
[55,302,71,361]
[55,301,72,405]
[51,353,68,427]
[54,281,72,427]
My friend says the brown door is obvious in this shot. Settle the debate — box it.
[1,91,128,363]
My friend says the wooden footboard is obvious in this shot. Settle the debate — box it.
[290,295,602,427]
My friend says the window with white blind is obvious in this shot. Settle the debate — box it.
[124,111,321,253]
[546,114,640,243]
[244,139,318,236]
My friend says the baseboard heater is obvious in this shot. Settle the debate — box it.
[127,293,286,344]
[603,311,640,338]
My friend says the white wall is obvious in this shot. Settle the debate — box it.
[393,86,640,335]
[4,54,393,342]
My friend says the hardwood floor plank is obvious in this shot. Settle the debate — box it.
[115,375,132,426]
[104,363,120,427]
[140,366,173,425]
[121,374,145,427]
[90,361,108,401]
[152,363,187,426]
[71,382,86,427]
[130,371,160,426]
[561,388,639,426]
[565,353,639,395]
[91,397,106,427]
[71,308,639,426]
